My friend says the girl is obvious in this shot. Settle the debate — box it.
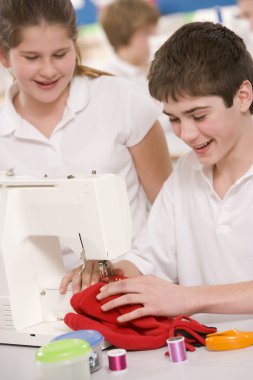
[0,0,172,291]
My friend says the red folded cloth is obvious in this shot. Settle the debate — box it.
[64,277,217,351]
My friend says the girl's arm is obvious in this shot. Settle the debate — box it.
[129,120,172,204]
[60,259,141,295]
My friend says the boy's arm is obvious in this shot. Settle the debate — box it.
[190,280,253,315]
[97,275,253,322]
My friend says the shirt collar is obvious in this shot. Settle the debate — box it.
[0,83,21,136]
[66,75,91,115]
[185,150,253,183]
[0,76,92,137]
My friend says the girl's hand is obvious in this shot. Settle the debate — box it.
[59,260,124,294]
[60,260,101,294]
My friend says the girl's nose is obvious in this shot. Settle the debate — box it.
[40,60,57,78]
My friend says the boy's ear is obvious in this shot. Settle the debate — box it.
[0,49,10,68]
[236,80,253,112]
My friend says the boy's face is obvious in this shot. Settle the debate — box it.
[238,0,253,30]
[163,94,247,167]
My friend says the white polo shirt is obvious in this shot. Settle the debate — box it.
[125,151,253,285]
[99,53,149,90]
[0,75,161,241]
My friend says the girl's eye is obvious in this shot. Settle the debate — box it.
[24,53,66,60]
[53,53,66,59]
[25,56,38,60]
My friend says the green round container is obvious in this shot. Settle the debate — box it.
[36,339,91,380]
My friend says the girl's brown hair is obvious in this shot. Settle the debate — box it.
[0,0,111,78]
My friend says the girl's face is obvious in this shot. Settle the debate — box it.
[1,24,77,105]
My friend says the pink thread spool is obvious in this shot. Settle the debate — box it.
[107,349,127,372]
[167,336,188,364]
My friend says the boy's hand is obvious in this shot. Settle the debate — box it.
[96,275,195,322]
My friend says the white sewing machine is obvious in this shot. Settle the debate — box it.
[0,172,132,346]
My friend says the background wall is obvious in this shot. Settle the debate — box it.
[75,0,97,25]
[75,0,237,25]
[157,0,236,14]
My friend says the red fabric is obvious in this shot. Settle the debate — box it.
[64,278,217,351]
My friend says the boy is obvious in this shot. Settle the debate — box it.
[98,0,160,87]
[92,21,253,322]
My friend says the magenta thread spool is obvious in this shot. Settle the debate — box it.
[107,349,127,372]
[167,336,187,363]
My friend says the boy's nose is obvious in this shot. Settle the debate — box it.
[179,121,199,144]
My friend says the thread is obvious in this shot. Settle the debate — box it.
[107,349,127,371]
[167,336,187,363]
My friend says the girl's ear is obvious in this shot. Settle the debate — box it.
[0,49,10,68]
[236,80,253,113]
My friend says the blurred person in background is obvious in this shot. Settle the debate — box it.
[97,0,190,157]
[238,0,253,29]
[98,0,160,88]
[234,0,253,55]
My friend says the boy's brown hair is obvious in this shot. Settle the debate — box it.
[148,21,253,113]
[99,0,160,51]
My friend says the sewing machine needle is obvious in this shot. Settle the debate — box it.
[78,234,112,280]
[78,233,86,276]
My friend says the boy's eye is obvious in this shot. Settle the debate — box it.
[169,117,180,124]
[193,115,206,121]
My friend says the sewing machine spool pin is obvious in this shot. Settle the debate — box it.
[5,168,15,177]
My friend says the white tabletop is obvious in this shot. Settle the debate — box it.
[1,314,253,380]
